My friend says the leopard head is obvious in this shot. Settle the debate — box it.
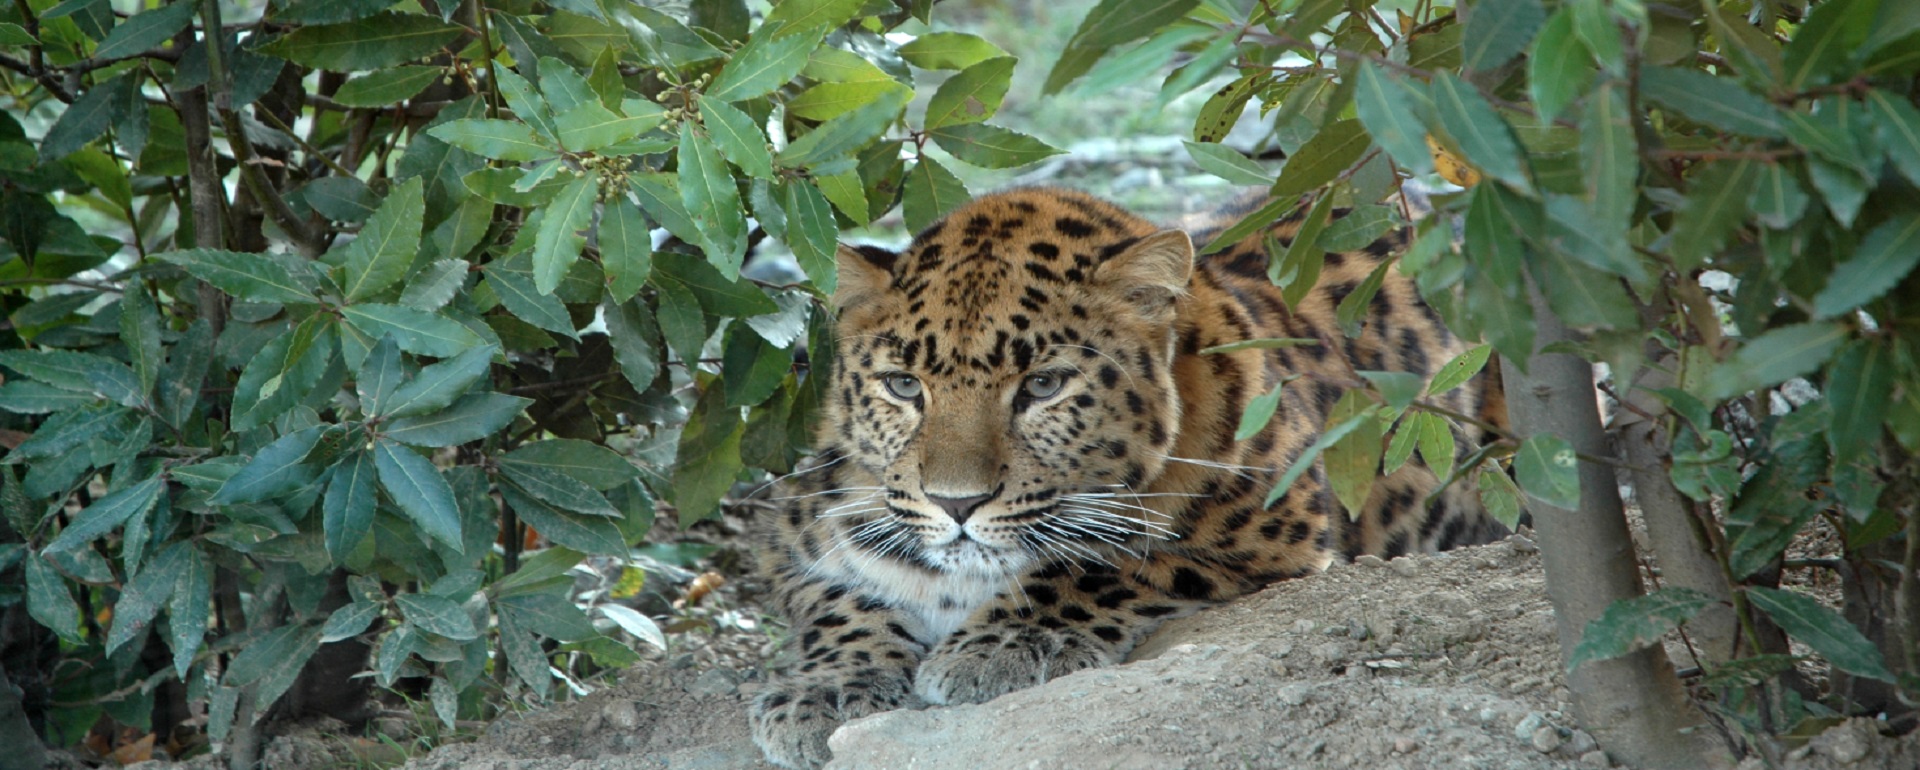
[817,189,1193,577]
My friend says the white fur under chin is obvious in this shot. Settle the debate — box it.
[813,528,1034,646]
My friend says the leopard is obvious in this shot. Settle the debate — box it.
[749,187,1508,768]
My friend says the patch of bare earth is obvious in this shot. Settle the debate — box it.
[127,535,1917,770]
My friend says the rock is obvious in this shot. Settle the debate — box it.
[600,699,639,730]
[1564,729,1596,756]
[1810,718,1874,764]
[1393,736,1418,754]
[1355,555,1387,568]
[1388,557,1419,577]
[1514,712,1548,742]
[1508,535,1538,554]
[1579,750,1611,767]
[1531,726,1564,754]
[688,668,740,697]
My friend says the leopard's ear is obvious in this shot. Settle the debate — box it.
[1093,229,1194,318]
[833,243,899,310]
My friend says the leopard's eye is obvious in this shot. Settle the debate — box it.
[883,373,922,400]
[1022,372,1065,400]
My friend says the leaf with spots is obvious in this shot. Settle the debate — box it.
[1266,398,1381,509]
[925,56,1015,130]
[1567,588,1717,673]
[1477,463,1524,530]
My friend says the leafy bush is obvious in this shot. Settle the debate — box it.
[0,0,1059,761]
[1035,0,1919,762]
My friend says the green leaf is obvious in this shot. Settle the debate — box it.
[533,174,597,296]
[1811,214,1920,319]
[1182,141,1273,185]
[107,542,187,655]
[698,100,773,179]
[782,180,839,294]
[1265,402,1379,508]
[340,177,425,302]
[1475,464,1523,529]
[384,345,496,419]
[679,122,748,278]
[1188,72,1264,142]
[1334,262,1393,339]
[384,393,529,447]
[1568,588,1717,672]
[260,12,462,70]
[898,31,1006,70]
[488,253,578,339]
[761,0,864,36]
[0,22,35,45]
[1782,0,1875,89]
[1072,0,1201,48]
[44,474,162,554]
[0,349,123,393]
[1826,340,1896,465]
[929,123,1064,170]
[499,483,628,555]
[1580,82,1636,232]
[554,102,656,153]
[319,602,381,643]
[777,87,909,167]
[1869,89,1920,188]
[706,25,822,103]
[1270,118,1370,200]
[719,325,790,407]
[167,545,211,677]
[38,72,116,161]
[1527,10,1592,123]
[120,286,162,397]
[1568,0,1624,74]
[1531,242,1638,330]
[671,383,745,524]
[225,624,323,690]
[1234,382,1285,442]
[426,119,553,162]
[1461,0,1545,72]
[1703,322,1847,402]
[1322,391,1384,519]
[1413,412,1456,481]
[501,461,620,519]
[1667,159,1758,270]
[1639,66,1784,139]
[0,381,95,414]
[925,56,1015,130]
[1383,415,1419,475]
[653,279,709,364]
[901,156,970,234]
[92,1,195,60]
[304,176,381,223]
[323,450,377,564]
[213,426,326,505]
[1431,73,1531,194]
[332,65,441,107]
[1746,586,1895,682]
[155,249,317,304]
[500,440,639,491]
[1464,266,1536,368]
[397,593,479,640]
[492,66,558,142]
[374,439,463,552]
[602,295,662,394]
[599,197,652,303]
[1351,62,1434,177]
[26,554,82,643]
[1749,162,1810,230]
[1198,195,1293,255]
[788,81,911,121]
[1514,434,1580,510]
[536,56,597,113]
[340,304,484,358]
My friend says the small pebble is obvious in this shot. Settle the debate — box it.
[1579,750,1611,767]
[1355,554,1387,568]
[1393,736,1418,754]
[1388,557,1419,577]
[1508,534,1538,553]
[1565,729,1597,755]
[1531,726,1564,754]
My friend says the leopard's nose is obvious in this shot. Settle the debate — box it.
[927,494,992,525]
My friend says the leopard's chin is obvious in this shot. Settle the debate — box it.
[920,537,1031,578]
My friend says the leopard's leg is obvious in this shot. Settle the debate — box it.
[913,551,1252,705]
[750,573,927,769]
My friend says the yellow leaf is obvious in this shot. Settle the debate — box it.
[1426,133,1482,187]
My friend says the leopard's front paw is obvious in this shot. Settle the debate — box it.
[914,627,1114,705]
[750,669,914,769]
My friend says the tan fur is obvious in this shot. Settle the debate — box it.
[750,189,1507,769]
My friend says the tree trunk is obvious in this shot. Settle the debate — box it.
[1502,286,1728,769]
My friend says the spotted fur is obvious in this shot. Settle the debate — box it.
[749,189,1507,768]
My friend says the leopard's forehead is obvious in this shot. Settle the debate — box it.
[884,189,1160,325]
